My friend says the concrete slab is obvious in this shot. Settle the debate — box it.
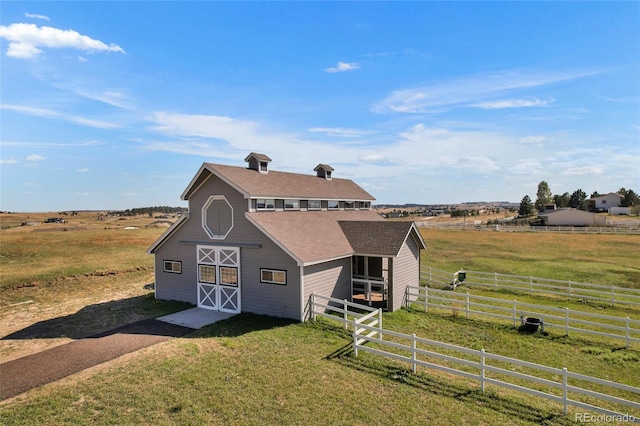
[157,308,236,329]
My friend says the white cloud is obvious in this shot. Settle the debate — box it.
[0,158,18,164]
[25,182,42,187]
[561,166,604,176]
[516,135,549,145]
[358,154,387,163]
[507,161,544,175]
[373,69,600,113]
[74,192,90,196]
[25,13,50,21]
[325,61,361,73]
[308,127,370,138]
[77,55,88,62]
[26,154,46,161]
[471,98,553,109]
[1,104,119,129]
[76,168,90,173]
[123,192,139,196]
[0,23,125,59]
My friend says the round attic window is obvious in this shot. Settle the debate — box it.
[201,196,234,239]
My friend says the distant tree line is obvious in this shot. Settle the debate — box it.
[112,206,188,216]
[519,182,638,217]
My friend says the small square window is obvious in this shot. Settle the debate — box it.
[220,267,238,286]
[198,264,216,283]
[328,200,339,210]
[163,260,182,274]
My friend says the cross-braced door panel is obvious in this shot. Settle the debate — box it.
[196,246,240,313]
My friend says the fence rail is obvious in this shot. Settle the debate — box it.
[352,322,640,420]
[416,222,640,234]
[405,286,640,348]
[309,293,640,421]
[421,266,640,307]
[308,292,382,332]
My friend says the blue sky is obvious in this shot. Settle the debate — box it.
[1,2,639,212]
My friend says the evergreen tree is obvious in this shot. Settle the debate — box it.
[569,189,587,210]
[535,181,553,212]
[519,195,534,217]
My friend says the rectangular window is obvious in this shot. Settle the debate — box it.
[360,201,371,210]
[163,260,182,273]
[307,200,321,210]
[284,199,300,210]
[328,200,339,210]
[261,268,287,285]
[344,201,355,210]
[257,199,275,210]
[198,264,216,283]
[220,267,238,286]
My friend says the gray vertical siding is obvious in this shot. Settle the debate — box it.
[153,172,301,320]
[302,258,351,319]
[389,236,421,311]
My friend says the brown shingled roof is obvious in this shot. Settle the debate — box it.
[246,210,383,265]
[182,163,375,201]
[339,221,424,256]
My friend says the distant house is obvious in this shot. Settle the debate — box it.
[590,193,623,212]
[148,153,426,321]
[538,208,606,226]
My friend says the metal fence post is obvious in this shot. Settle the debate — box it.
[378,308,383,341]
[425,286,429,312]
[480,349,486,393]
[344,299,348,330]
[626,317,631,349]
[562,367,568,416]
[494,272,498,289]
[353,327,358,357]
[466,292,470,319]
[412,334,417,373]
[565,307,569,336]
[612,285,616,306]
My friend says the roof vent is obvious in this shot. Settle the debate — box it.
[245,152,272,174]
[314,164,334,180]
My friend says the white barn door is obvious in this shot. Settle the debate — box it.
[197,246,241,314]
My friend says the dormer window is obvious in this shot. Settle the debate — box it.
[314,164,334,181]
[245,152,272,174]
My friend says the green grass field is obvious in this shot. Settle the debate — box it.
[1,221,639,425]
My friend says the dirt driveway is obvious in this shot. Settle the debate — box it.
[0,319,193,400]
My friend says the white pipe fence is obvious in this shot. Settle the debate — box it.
[416,222,640,234]
[353,322,640,420]
[308,292,382,334]
[405,286,640,348]
[421,266,640,307]
[308,292,640,420]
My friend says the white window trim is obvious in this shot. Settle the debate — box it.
[284,199,300,210]
[201,195,234,240]
[260,268,287,285]
[257,198,276,211]
[307,200,322,210]
[163,260,182,274]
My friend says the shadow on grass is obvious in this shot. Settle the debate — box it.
[193,312,297,338]
[326,346,574,425]
[2,293,193,340]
